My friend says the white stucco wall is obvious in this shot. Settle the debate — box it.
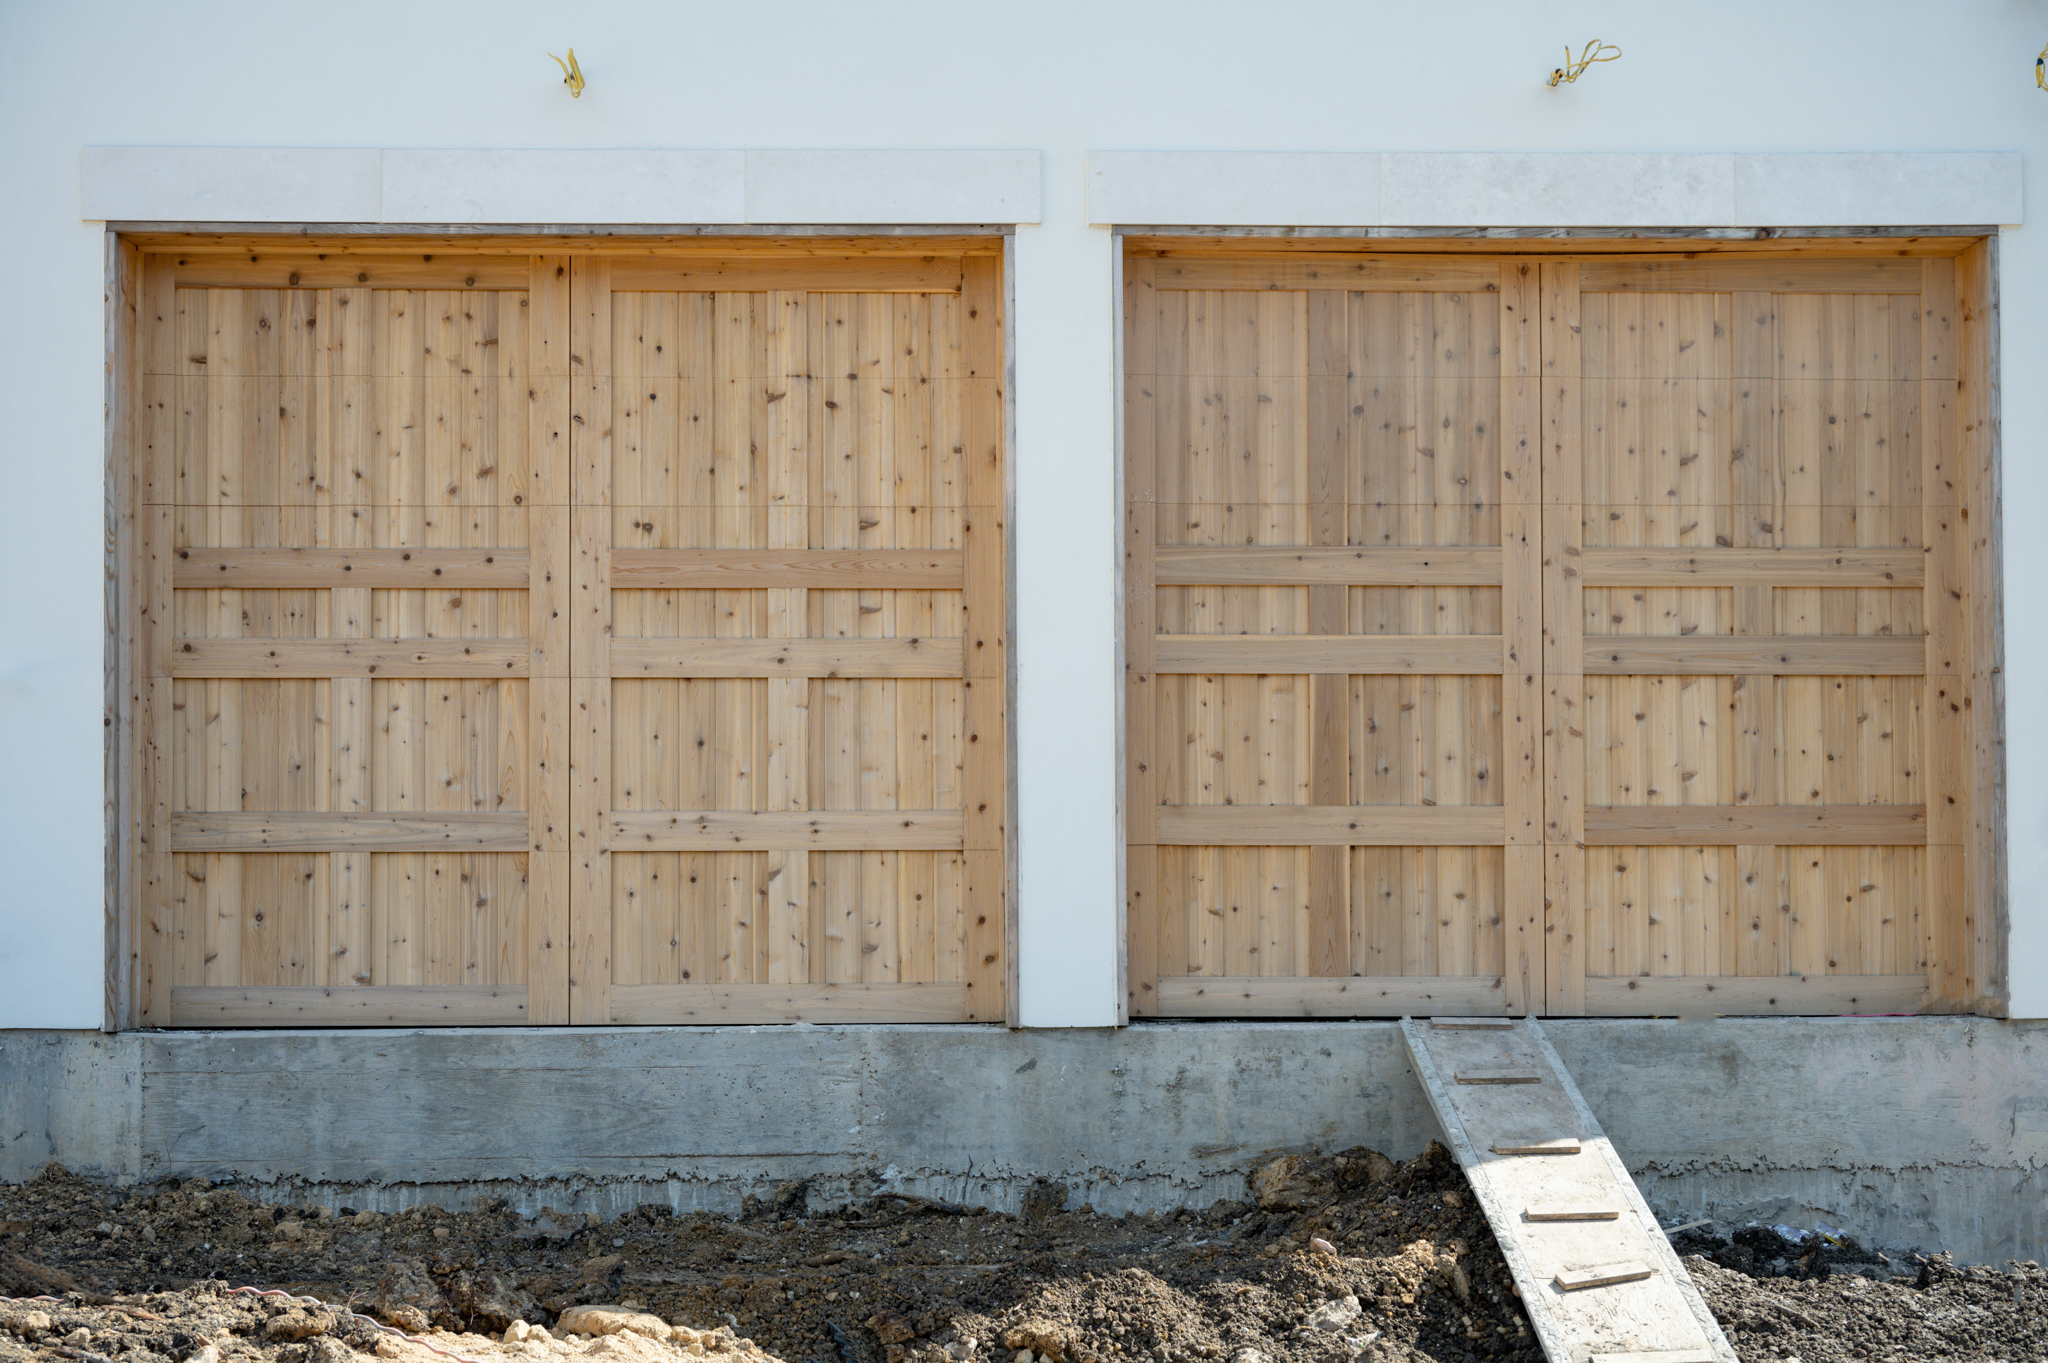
[2,0,2043,1028]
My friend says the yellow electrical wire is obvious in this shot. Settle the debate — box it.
[550,48,586,98]
[1549,39,1622,87]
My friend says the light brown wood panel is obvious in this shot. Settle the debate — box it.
[128,256,566,1025]
[1557,264,1954,1014]
[583,255,1007,1023]
[1128,244,1995,1020]
[1128,258,1528,1016]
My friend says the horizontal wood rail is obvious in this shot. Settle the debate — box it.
[1583,805,1927,846]
[167,638,529,678]
[1577,256,1924,294]
[173,548,531,589]
[1151,257,1503,293]
[168,985,529,1026]
[609,638,962,679]
[1154,635,1505,674]
[1577,548,1924,589]
[166,254,535,290]
[609,982,971,1024]
[1582,636,1926,675]
[1154,546,1502,586]
[610,548,962,590]
[608,256,965,294]
[611,809,966,851]
[1156,975,1518,1018]
[168,811,530,853]
[1153,805,1506,846]
[1583,974,1927,1017]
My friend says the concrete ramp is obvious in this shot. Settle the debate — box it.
[1400,1016,1735,1363]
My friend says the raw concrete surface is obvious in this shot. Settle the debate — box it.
[1,1019,2039,1263]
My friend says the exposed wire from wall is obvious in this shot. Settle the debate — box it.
[1549,39,1622,87]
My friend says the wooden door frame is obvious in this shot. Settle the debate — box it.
[1114,229,2007,1020]
[105,227,1021,1031]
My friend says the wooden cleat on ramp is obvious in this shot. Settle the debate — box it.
[1554,1260,1654,1291]
[1456,1067,1543,1084]
[1524,1205,1620,1222]
[1589,1353,1718,1363]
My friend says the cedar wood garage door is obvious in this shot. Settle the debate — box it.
[120,239,1008,1027]
[1123,244,2002,1019]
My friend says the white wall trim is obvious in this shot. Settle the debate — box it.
[1087,151,2022,228]
[79,148,1042,225]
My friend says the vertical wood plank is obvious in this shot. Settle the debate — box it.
[961,255,1008,1022]
[109,237,141,1029]
[570,258,614,1024]
[1124,255,1161,1015]
[765,289,812,986]
[1501,260,1543,1013]
[527,254,574,1024]
[1922,252,1966,1005]
[1306,287,1350,979]
[1954,243,2004,1012]
[1541,262,1586,1016]
[135,256,177,1026]
[329,287,374,990]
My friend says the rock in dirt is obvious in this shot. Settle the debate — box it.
[445,1267,539,1334]
[307,1338,353,1363]
[0,1303,52,1337]
[1249,1156,1326,1211]
[264,1306,338,1339]
[1300,1295,1360,1333]
[1001,1318,1071,1361]
[1250,1147,1395,1211]
[559,1304,676,1340]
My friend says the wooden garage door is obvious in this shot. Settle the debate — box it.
[1123,255,1547,1019]
[126,242,1007,1027]
[1545,255,1991,1017]
[1124,246,1998,1019]
[568,254,1007,1024]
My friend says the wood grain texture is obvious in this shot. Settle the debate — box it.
[1585,806,1926,845]
[1541,261,1587,1016]
[1153,636,1506,674]
[1578,549,1922,587]
[1577,257,1922,293]
[1157,975,1519,1017]
[168,812,530,852]
[1154,805,1506,846]
[608,257,965,294]
[1125,256,1161,1014]
[172,548,530,588]
[167,639,530,677]
[1582,974,1927,1016]
[610,638,964,679]
[609,982,970,1023]
[1154,546,1502,585]
[1582,637,1926,675]
[611,549,962,589]
[612,810,965,851]
[1152,257,1502,292]
[168,985,529,1025]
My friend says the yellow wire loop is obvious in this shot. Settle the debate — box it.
[1549,38,1622,87]
[2037,41,2047,91]
[550,48,586,97]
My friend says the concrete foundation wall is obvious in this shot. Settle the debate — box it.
[4,1019,2042,1265]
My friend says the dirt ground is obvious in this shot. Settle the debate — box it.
[0,1153,2042,1363]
